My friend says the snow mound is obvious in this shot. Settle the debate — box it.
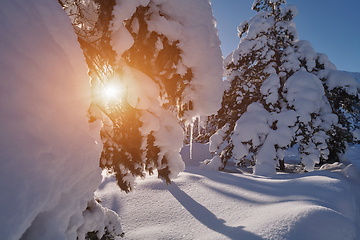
[0,0,112,239]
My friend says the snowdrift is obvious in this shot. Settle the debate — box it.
[97,144,360,239]
[0,0,106,239]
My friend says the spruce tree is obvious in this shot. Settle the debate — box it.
[60,0,222,190]
[210,0,305,173]
[301,52,360,162]
[208,0,358,174]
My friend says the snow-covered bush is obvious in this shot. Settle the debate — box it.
[78,199,123,240]
[60,0,223,191]
[208,0,359,174]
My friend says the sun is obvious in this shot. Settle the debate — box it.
[102,82,122,100]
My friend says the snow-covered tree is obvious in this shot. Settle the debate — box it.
[207,0,359,174]
[309,57,360,162]
[60,0,223,191]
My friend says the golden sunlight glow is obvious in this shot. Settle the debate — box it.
[102,81,122,101]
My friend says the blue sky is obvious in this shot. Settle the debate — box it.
[211,0,360,73]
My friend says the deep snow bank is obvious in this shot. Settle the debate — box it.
[0,0,106,239]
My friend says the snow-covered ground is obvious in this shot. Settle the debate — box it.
[1,0,360,239]
[96,143,360,239]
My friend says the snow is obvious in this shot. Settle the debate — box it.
[343,71,360,84]
[111,0,223,120]
[282,5,299,18]
[325,70,360,95]
[121,64,160,110]
[160,0,223,118]
[96,143,360,240]
[293,40,317,71]
[209,124,229,153]
[0,0,121,239]
[344,145,360,173]
[260,73,280,104]
[233,103,271,146]
[111,0,149,59]
[284,71,328,123]
[74,200,123,240]
[2,0,360,239]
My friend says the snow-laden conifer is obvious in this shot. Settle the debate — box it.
[208,0,359,174]
[60,0,223,191]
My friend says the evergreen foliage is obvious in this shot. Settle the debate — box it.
[59,0,188,192]
[59,0,223,193]
[60,0,143,192]
[312,65,360,162]
[121,4,193,113]
[209,0,360,173]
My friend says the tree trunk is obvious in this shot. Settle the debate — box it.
[278,159,285,171]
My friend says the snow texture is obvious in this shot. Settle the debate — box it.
[96,142,360,239]
[324,70,359,95]
[111,0,223,119]
[209,124,229,153]
[0,0,121,239]
[284,71,330,123]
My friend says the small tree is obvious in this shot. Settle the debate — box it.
[208,0,358,174]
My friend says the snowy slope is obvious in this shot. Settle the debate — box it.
[96,144,360,240]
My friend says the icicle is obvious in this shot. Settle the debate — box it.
[187,116,199,160]
[197,115,201,137]
[189,119,194,160]
[204,116,207,134]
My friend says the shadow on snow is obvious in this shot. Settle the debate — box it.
[167,182,263,240]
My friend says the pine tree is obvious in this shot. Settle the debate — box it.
[210,0,303,173]
[60,0,222,190]
[208,0,358,174]
[303,53,360,162]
